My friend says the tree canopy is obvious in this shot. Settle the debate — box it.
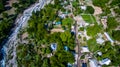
[112,30,120,41]
[85,6,94,14]
[107,17,119,31]
[16,1,75,66]
[92,0,109,8]
[86,24,102,37]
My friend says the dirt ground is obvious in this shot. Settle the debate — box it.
[0,0,18,18]
[86,0,103,15]
[21,32,28,40]
[6,0,18,15]
[93,6,103,15]
[51,28,64,34]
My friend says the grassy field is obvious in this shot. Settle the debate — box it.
[81,14,97,24]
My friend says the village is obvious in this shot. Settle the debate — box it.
[15,0,120,67]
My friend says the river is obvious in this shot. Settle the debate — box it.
[0,0,47,67]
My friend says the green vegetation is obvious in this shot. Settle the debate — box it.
[86,24,102,37]
[110,0,120,16]
[62,17,74,29]
[13,0,37,13]
[17,1,75,66]
[95,41,120,66]
[2,0,119,66]
[0,14,16,45]
[78,0,120,66]
[114,8,120,15]
[72,0,82,15]
[87,38,100,52]
[92,0,109,8]
[73,7,82,16]
[62,18,73,26]
[85,6,94,14]
[87,38,120,66]
[60,31,71,42]
[0,0,37,45]
[81,14,96,24]
[107,17,119,31]
[110,0,120,6]
[92,0,111,15]
[112,30,120,41]
[97,41,113,60]
[72,1,79,7]
[0,0,6,13]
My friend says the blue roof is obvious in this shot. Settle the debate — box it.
[82,63,87,67]
[44,24,48,28]
[51,43,57,51]
[55,21,61,25]
[67,63,72,67]
[102,58,109,63]
[64,46,69,51]
[63,11,68,14]
[71,31,75,35]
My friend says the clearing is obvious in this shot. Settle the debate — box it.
[81,14,97,24]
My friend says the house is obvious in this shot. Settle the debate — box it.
[81,46,90,53]
[55,21,62,25]
[104,32,114,43]
[67,63,72,67]
[64,46,69,51]
[89,59,98,67]
[44,23,48,28]
[71,26,75,33]
[96,37,105,44]
[50,43,57,51]
[97,51,102,56]
[82,63,87,67]
[101,16,107,29]
[99,58,111,65]
[80,6,87,10]
[64,0,67,4]
[101,18,107,29]
[59,14,66,18]
[75,54,78,64]
[58,10,68,19]
[47,53,53,58]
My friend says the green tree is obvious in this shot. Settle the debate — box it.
[86,24,102,37]
[42,59,49,67]
[92,0,109,8]
[85,6,94,14]
[107,17,119,31]
[12,3,19,8]
[45,47,51,54]
[60,31,71,42]
[2,12,8,18]
[0,0,4,13]
[62,18,73,26]
[87,38,99,52]
[112,30,120,41]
